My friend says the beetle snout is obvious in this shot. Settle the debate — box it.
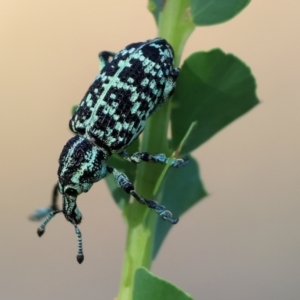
[64,205,82,225]
[73,206,82,224]
[62,196,82,225]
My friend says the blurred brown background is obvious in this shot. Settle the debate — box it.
[1,1,299,299]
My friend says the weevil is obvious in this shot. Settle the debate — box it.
[34,38,188,263]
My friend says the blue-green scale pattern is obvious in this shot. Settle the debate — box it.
[69,38,177,152]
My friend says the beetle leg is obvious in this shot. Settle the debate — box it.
[163,71,179,100]
[119,150,188,168]
[50,183,59,210]
[98,51,116,70]
[107,166,178,224]
[29,184,59,221]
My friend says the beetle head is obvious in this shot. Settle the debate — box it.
[57,135,108,224]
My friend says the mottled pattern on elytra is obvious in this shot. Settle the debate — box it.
[69,38,178,152]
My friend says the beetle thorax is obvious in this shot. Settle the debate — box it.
[58,135,109,197]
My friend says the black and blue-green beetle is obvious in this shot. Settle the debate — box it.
[34,38,188,263]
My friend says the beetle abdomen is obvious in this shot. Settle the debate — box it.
[70,38,178,152]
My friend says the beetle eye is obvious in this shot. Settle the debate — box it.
[65,188,78,197]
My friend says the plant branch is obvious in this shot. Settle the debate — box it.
[117,1,195,299]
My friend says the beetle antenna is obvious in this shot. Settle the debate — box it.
[71,220,84,264]
[37,210,84,263]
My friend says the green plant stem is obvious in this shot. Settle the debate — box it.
[159,0,195,67]
[117,105,170,300]
[117,1,195,299]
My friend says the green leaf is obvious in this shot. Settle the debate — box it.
[191,0,251,26]
[105,138,139,210]
[171,49,259,154]
[153,155,207,259]
[148,0,164,24]
[133,268,194,300]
